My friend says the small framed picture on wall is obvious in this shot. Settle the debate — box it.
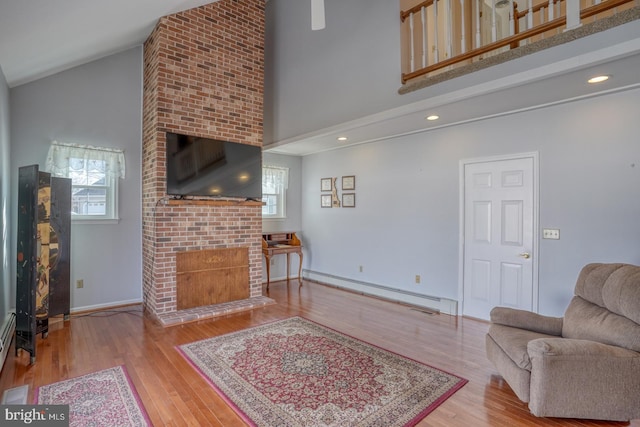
[321,194,332,208]
[342,193,355,208]
[321,178,332,192]
[342,175,355,190]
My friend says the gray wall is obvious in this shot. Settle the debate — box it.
[264,0,426,143]
[0,66,10,325]
[262,152,303,281]
[301,89,640,316]
[9,47,143,311]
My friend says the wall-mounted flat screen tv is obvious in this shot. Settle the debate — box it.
[166,132,262,199]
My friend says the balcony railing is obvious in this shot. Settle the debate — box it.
[400,0,636,84]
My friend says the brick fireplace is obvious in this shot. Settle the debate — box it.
[141,0,272,326]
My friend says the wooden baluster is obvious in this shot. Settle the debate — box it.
[511,1,520,49]
[446,0,453,59]
[509,0,515,36]
[548,0,554,20]
[421,6,428,67]
[434,0,440,63]
[460,0,467,54]
[475,0,481,48]
[409,12,415,72]
[527,0,533,32]
[491,0,498,42]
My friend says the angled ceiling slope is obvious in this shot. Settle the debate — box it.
[0,0,218,88]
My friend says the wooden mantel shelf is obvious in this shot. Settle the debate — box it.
[167,198,263,207]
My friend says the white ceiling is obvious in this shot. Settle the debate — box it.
[0,0,216,88]
[1,1,639,157]
[265,49,640,156]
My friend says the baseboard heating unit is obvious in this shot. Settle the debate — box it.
[0,312,16,370]
[0,313,26,405]
[303,270,458,315]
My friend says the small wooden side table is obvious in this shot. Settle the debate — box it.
[262,232,303,290]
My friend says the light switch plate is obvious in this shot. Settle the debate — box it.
[542,228,560,239]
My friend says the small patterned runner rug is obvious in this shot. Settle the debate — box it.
[35,365,150,427]
[178,316,467,426]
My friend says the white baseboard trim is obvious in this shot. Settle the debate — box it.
[71,299,142,314]
[303,270,458,315]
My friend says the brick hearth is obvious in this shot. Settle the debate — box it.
[141,0,270,326]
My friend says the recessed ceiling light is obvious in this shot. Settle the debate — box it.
[337,136,348,141]
[588,75,610,84]
[426,115,439,121]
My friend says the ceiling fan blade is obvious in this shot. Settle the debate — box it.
[311,0,325,30]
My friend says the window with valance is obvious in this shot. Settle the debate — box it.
[45,141,125,222]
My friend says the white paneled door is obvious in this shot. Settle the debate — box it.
[462,156,536,320]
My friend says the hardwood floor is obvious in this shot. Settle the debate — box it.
[1,280,637,427]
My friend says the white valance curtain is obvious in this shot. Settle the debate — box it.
[262,165,288,193]
[45,141,126,179]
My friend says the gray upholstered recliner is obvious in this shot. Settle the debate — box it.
[486,263,640,421]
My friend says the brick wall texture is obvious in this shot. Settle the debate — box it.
[142,0,265,320]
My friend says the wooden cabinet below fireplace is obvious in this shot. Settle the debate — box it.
[176,247,249,310]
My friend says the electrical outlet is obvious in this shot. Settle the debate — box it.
[542,228,560,240]
[76,279,84,289]
[415,275,421,284]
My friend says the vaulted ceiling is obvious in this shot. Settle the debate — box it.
[1,1,639,156]
[0,0,216,88]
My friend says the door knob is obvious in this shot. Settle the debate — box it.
[519,252,531,259]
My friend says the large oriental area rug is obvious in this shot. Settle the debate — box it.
[178,316,467,426]
[35,365,151,427]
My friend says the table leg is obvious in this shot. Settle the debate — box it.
[297,251,303,286]
[286,252,291,281]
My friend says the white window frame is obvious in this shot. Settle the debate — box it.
[45,141,125,224]
[67,166,118,221]
[262,166,289,219]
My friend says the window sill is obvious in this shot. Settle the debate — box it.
[71,218,120,225]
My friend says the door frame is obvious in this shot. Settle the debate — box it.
[457,151,540,316]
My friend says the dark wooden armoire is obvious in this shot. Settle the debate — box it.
[16,165,71,364]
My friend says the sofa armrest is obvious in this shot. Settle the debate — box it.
[528,337,639,359]
[527,337,640,420]
[489,307,563,336]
